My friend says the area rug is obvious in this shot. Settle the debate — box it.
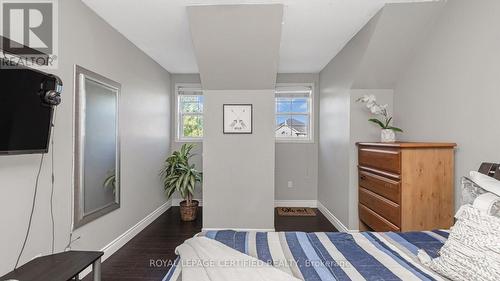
[276,207,316,217]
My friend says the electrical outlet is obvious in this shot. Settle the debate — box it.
[287,181,293,188]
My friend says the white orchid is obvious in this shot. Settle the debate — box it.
[369,104,383,115]
[357,94,376,104]
[356,95,403,133]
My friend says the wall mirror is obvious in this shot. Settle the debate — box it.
[74,65,121,229]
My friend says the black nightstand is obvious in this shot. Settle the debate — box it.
[1,251,103,281]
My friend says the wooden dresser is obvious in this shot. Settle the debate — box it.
[357,142,456,232]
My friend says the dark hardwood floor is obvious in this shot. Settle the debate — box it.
[83,207,336,281]
[275,208,337,232]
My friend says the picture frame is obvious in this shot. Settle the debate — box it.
[223,104,253,134]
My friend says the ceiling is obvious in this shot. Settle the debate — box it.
[82,0,436,74]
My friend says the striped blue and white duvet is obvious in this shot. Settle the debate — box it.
[163,230,450,281]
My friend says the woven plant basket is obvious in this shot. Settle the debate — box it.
[180,200,199,221]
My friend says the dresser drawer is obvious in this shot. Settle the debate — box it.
[359,147,401,174]
[359,204,400,232]
[359,170,401,203]
[359,188,400,226]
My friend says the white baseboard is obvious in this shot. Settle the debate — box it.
[171,199,315,208]
[172,198,203,206]
[317,201,357,233]
[274,200,317,208]
[79,200,172,278]
[202,228,276,232]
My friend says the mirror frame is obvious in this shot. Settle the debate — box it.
[73,65,121,230]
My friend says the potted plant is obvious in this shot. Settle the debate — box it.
[356,95,403,142]
[160,144,202,221]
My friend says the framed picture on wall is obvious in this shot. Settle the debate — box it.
[223,104,253,134]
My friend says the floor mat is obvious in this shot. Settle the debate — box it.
[276,207,316,217]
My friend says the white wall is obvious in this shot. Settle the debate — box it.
[0,0,171,274]
[394,0,500,208]
[203,90,275,230]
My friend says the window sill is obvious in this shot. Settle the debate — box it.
[175,139,203,143]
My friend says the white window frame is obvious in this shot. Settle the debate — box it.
[275,83,314,143]
[175,83,203,142]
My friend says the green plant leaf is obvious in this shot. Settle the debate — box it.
[387,126,404,132]
[166,184,176,199]
[182,171,190,190]
[160,143,202,200]
[176,174,184,190]
[189,175,195,191]
[385,117,393,128]
[368,118,386,129]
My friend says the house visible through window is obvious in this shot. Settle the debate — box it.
[175,83,313,142]
[176,85,203,141]
[275,85,313,142]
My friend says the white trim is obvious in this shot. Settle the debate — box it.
[79,200,172,278]
[275,82,314,143]
[274,200,317,208]
[317,201,358,233]
[202,228,276,232]
[172,198,203,206]
[173,199,317,208]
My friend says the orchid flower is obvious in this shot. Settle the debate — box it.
[356,95,403,132]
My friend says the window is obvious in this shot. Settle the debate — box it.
[174,83,314,142]
[176,84,203,141]
[275,84,313,142]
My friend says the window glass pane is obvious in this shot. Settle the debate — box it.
[276,115,292,137]
[291,98,309,113]
[276,97,292,113]
[276,114,309,139]
[180,95,203,113]
[182,115,203,138]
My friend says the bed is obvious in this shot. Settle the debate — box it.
[163,229,450,281]
[162,163,500,281]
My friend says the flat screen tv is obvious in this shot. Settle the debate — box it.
[0,62,57,155]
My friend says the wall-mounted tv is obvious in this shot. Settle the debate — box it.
[0,62,59,155]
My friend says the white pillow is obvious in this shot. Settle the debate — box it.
[469,171,500,196]
[419,205,500,281]
[473,192,500,217]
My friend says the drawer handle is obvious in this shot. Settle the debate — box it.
[360,175,367,180]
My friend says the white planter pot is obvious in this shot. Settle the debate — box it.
[381,129,396,143]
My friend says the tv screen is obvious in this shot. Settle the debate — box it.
[0,64,55,155]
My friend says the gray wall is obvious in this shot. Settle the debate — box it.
[275,74,319,201]
[188,5,282,230]
[170,74,203,201]
[0,0,171,274]
[202,90,275,230]
[170,74,319,202]
[394,0,500,208]
[349,89,394,228]
[317,1,444,230]
[318,12,381,229]
[187,4,283,90]
[352,1,444,89]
